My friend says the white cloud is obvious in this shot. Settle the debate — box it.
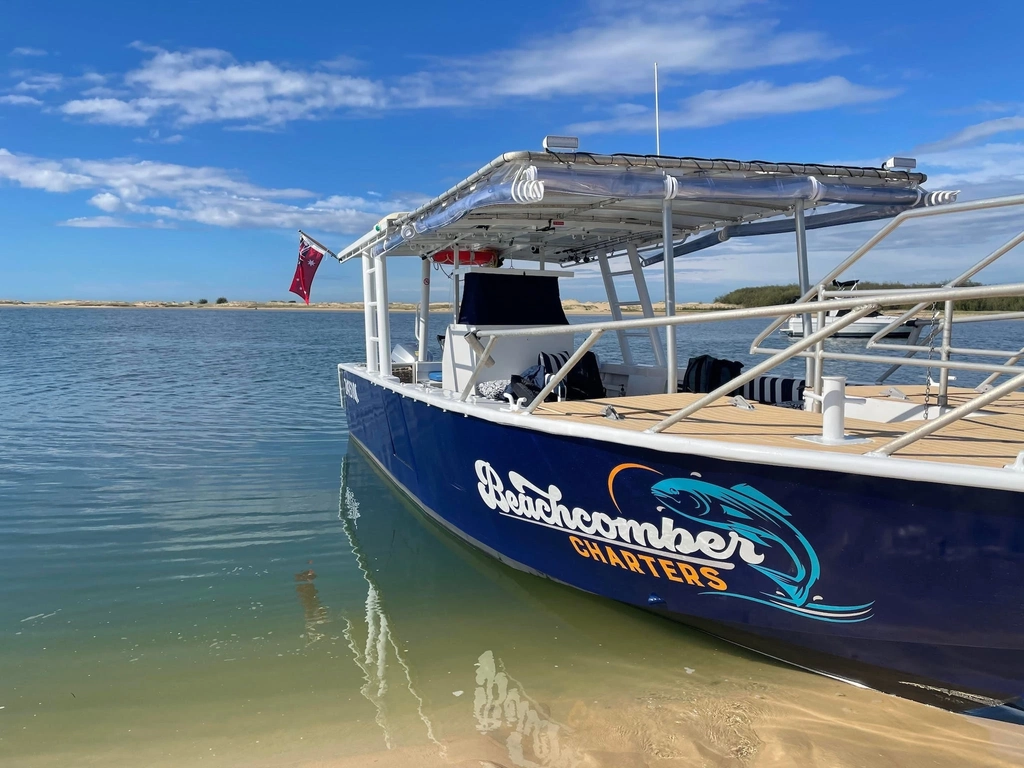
[62,215,134,228]
[0,94,42,106]
[57,45,385,128]
[44,4,851,130]
[14,73,64,93]
[132,129,184,145]
[61,97,168,126]
[0,147,419,234]
[447,15,841,101]
[10,47,47,57]
[0,148,95,192]
[916,141,1024,198]
[916,116,1024,153]
[88,192,122,212]
[571,77,898,134]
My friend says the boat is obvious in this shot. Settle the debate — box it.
[780,280,919,338]
[314,143,1024,724]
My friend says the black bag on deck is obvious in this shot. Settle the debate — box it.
[681,354,744,394]
[504,374,542,403]
[565,351,606,400]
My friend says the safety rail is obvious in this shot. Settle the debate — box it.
[750,193,1024,411]
[456,281,1024,458]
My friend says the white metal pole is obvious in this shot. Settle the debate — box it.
[820,376,848,443]
[939,299,954,406]
[794,199,814,383]
[374,255,392,377]
[417,257,431,361]
[627,243,665,367]
[598,249,633,365]
[452,250,460,323]
[654,63,661,156]
[663,198,677,393]
[655,62,675,390]
[362,254,378,374]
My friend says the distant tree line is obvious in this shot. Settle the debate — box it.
[715,281,1024,312]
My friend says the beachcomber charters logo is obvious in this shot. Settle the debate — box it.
[474,460,874,623]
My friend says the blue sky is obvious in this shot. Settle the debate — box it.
[1,0,1023,302]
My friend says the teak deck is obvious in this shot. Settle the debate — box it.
[534,385,1024,469]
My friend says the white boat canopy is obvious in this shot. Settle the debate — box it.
[334,150,953,267]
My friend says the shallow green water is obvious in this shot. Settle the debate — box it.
[1,307,1021,767]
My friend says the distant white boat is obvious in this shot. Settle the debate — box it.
[781,280,917,338]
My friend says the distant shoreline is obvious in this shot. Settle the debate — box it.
[0,299,735,314]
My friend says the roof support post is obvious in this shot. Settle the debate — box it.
[417,257,431,362]
[374,254,392,377]
[662,197,677,393]
[362,253,379,374]
[794,198,815,385]
[452,254,461,324]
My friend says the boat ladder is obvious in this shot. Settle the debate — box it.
[597,245,665,367]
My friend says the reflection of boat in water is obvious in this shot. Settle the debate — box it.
[337,449,587,767]
[781,281,917,338]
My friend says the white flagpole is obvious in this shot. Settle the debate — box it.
[298,230,338,260]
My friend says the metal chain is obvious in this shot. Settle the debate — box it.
[923,301,940,419]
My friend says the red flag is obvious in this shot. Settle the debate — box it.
[290,235,327,304]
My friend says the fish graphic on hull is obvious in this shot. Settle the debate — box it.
[651,477,874,623]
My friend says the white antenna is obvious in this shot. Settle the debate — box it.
[654,62,661,155]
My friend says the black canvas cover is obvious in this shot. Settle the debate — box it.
[457,272,569,326]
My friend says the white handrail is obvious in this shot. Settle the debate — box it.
[473,283,1024,340]
[453,282,1024,422]
[646,305,878,434]
[868,370,1024,457]
[748,194,1024,352]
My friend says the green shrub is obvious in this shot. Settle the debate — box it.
[197,298,208,305]
[715,285,801,307]
[215,297,228,304]
[715,280,1019,311]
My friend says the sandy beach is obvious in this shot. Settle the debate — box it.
[0,298,735,314]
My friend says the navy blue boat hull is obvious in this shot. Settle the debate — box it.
[342,370,1024,720]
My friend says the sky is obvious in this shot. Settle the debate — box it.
[1,0,1023,303]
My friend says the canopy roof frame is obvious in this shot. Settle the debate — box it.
[333,150,931,267]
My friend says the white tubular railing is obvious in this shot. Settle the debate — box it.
[748,194,1024,353]
[455,282,1024,426]
[646,304,879,434]
[863,229,1024,358]
[868,369,1024,457]
[524,330,605,413]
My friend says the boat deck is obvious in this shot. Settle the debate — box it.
[533,385,1024,468]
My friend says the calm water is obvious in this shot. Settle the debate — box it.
[1,307,1022,767]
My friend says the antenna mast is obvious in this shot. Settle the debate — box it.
[654,62,661,155]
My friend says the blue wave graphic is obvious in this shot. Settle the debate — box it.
[651,477,873,622]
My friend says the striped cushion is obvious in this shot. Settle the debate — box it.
[538,351,572,374]
[742,375,806,405]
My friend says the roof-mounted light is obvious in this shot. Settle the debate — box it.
[882,156,917,171]
[542,135,579,152]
